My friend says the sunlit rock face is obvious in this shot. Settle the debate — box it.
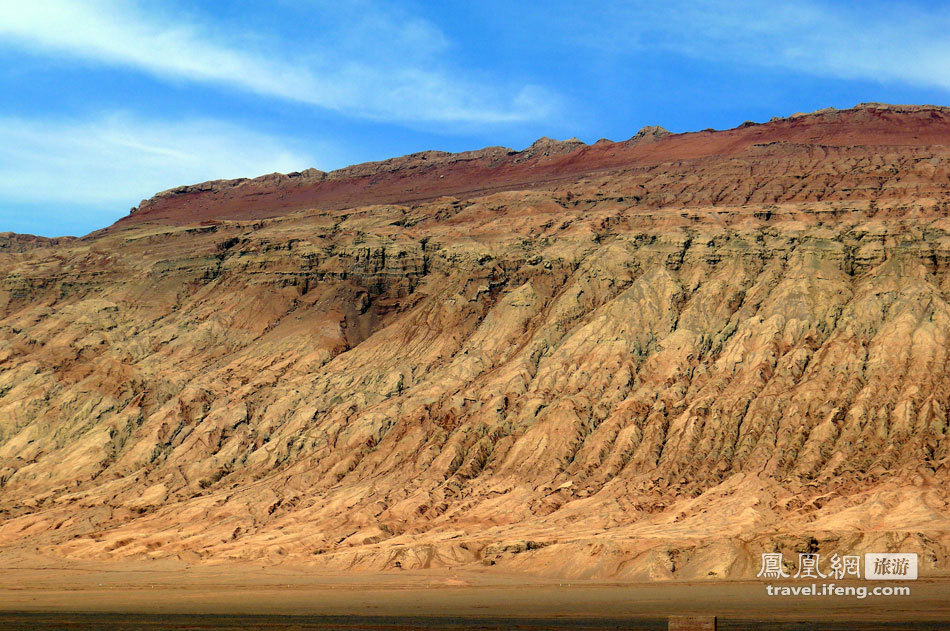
[0,103,948,579]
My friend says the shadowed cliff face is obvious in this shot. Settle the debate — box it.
[0,105,949,580]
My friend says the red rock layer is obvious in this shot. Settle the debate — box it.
[0,103,948,581]
[117,104,950,228]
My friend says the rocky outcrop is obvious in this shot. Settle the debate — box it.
[119,103,950,229]
[0,232,76,252]
[0,106,949,580]
[131,168,329,216]
[516,136,586,159]
[628,125,670,143]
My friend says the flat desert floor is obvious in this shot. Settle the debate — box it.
[0,555,946,629]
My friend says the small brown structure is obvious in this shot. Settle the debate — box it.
[668,615,717,631]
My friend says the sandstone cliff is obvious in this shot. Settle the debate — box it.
[0,104,948,579]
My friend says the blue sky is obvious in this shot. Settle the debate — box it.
[1,0,949,237]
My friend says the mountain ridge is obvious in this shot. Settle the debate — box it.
[120,102,950,230]
[1,103,948,581]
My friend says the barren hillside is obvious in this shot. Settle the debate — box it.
[1,103,948,579]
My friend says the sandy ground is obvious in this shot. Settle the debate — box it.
[0,556,946,627]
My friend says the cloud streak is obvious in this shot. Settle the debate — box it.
[0,114,321,208]
[0,0,554,125]
[566,0,950,94]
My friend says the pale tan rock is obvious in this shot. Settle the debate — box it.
[0,106,949,580]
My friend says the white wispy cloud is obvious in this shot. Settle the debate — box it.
[569,0,950,94]
[0,0,555,125]
[0,114,322,207]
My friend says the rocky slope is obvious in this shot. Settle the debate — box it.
[1,104,949,580]
[120,103,950,227]
[0,232,75,253]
